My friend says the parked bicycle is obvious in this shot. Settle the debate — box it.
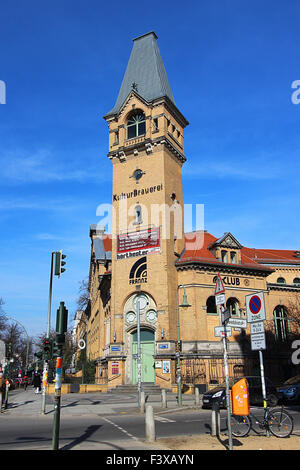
[228,405,294,438]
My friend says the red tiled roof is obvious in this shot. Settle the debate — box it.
[176,231,300,270]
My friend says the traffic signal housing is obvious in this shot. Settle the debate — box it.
[56,301,68,338]
[54,250,66,277]
[43,338,52,360]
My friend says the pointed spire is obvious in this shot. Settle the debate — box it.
[105,32,175,118]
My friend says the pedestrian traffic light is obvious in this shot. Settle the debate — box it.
[43,338,51,360]
[56,301,68,338]
[54,250,67,277]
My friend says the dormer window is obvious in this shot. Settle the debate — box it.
[127,111,146,139]
[221,250,228,263]
[230,251,237,263]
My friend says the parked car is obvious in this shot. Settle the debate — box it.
[202,376,280,409]
[277,375,300,404]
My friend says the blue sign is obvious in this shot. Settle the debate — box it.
[111,346,121,351]
[158,344,168,349]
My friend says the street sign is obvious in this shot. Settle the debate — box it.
[251,332,266,351]
[250,321,265,335]
[215,273,225,294]
[214,326,232,337]
[221,307,231,324]
[227,317,247,329]
[246,292,266,323]
[216,293,226,306]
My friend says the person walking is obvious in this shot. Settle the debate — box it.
[33,371,41,393]
[0,372,5,409]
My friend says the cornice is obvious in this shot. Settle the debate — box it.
[107,136,186,164]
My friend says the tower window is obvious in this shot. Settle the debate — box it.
[134,205,142,225]
[153,118,159,132]
[127,111,146,139]
[277,277,286,284]
[293,277,300,285]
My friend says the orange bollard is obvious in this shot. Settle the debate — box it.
[231,378,250,416]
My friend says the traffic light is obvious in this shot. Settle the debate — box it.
[34,350,43,360]
[56,301,68,338]
[54,250,67,277]
[175,340,182,352]
[43,338,51,360]
[6,343,12,359]
[52,340,60,358]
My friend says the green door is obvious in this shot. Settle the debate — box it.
[132,329,155,383]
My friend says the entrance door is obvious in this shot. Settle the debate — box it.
[132,329,155,383]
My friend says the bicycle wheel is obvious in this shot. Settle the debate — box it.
[268,408,294,438]
[228,414,251,437]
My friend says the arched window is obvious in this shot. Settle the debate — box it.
[277,277,286,284]
[206,296,217,314]
[226,297,239,316]
[273,305,289,342]
[134,205,142,225]
[127,111,146,139]
[293,277,300,285]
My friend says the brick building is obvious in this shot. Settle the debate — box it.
[79,32,300,390]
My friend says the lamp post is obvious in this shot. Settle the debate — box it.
[176,285,191,406]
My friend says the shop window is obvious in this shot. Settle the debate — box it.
[206,296,217,314]
[127,111,146,139]
[277,277,286,284]
[273,306,289,342]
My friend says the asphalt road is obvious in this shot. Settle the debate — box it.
[1,388,300,451]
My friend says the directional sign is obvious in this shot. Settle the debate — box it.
[216,293,226,306]
[246,292,266,323]
[214,326,232,338]
[215,273,225,295]
[227,317,247,329]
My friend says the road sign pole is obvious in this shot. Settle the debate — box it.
[259,350,269,437]
[219,304,233,451]
[42,251,54,415]
[52,354,63,450]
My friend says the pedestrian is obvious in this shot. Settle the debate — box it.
[33,371,41,393]
[23,375,28,391]
[0,372,5,408]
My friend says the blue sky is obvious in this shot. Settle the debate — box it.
[0,0,300,337]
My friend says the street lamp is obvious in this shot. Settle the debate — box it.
[176,285,191,406]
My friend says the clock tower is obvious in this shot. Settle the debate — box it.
[103,32,189,386]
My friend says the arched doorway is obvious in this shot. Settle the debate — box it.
[132,329,155,383]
